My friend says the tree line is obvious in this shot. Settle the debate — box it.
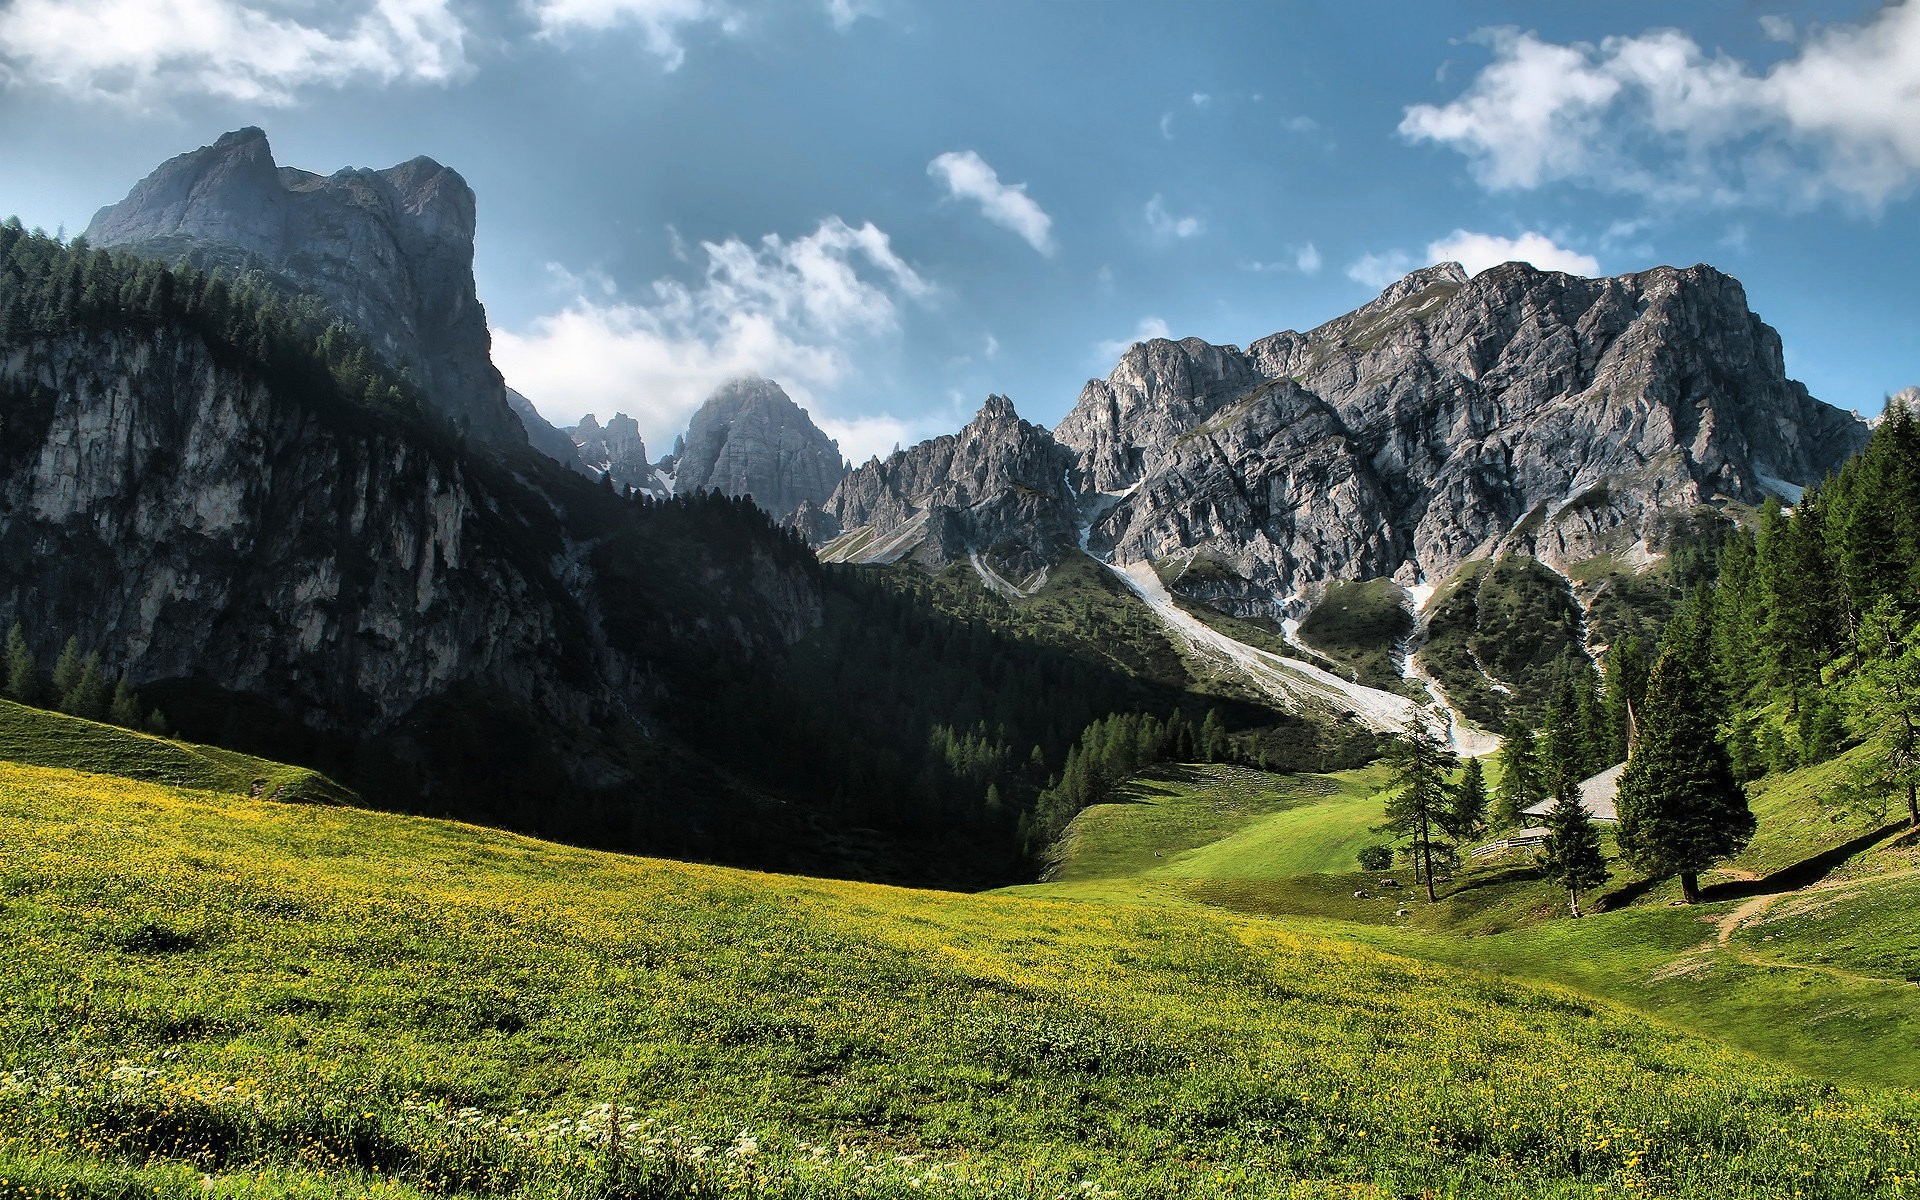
[3,623,165,734]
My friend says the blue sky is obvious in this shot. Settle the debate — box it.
[3,0,1916,462]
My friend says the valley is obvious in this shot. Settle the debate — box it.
[0,704,1913,1198]
[4,103,1919,1200]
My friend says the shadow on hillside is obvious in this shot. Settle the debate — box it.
[1596,874,1664,911]
[1698,821,1910,903]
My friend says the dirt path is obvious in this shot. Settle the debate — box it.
[1701,866,1920,982]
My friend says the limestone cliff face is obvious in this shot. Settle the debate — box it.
[569,412,658,494]
[671,377,846,520]
[1060,261,1868,607]
[510,389,588,473]
[0,327,820,760]
[84,128,526,447]
[820,396,1078,580]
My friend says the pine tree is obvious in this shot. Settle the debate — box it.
[1537,777,1610,917]
[1493,719,1541,829]
[4,623,35,704]
[1848,596,1920,829]
[49,636,82,711]
[65,653,108,720]
[1615,653,1755,903]
[1602,636,1650,762]
[1443,755,1488,844]
[108,676,142,728]
[1380,705,1460,902]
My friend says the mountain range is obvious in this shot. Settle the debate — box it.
[0,128,1886,878]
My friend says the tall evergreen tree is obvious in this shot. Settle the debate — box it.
[1615,654,1755,903]
[1602,636,1650,761]
[65,652,108,721]
[1848,596,1920,829]
[4,623,35,705]
[1380,705,1460,902]
[48,636,82,711]
[108,676,143,728]
[1444,755,1488,844]
[1493,719,1542,829]
[1537,777,1610,917]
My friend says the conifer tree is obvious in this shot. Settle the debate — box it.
[1602,636,1650,762]
[1444,755,1488,843]
[1848,596,1920,828]
[49,636,82,711]
[1615,654,1754,903]
[65,652,107,720]
[1380,705,1460,902]
[108,676,142,728]
[1493,719,1541,829]
[4,623,35,704]
[1538,777,1609,917]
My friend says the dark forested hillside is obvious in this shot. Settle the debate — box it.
[0,224,1323,884]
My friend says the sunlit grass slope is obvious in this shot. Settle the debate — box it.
[1027,757,1920,1091]
[0,698,354,804]
[1,761,1915,1198]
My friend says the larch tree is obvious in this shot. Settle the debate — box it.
[1381,704,1460,902]
[1615,653,1755,904]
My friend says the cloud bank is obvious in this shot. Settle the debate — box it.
[494,217,931,461]
[1401,3,1920,208]
[0,0,468,104]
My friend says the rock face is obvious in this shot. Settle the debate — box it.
[1057,261,1868,611]
[509,389,589,473]
[0,324,821,784]
[84,128,525,447]
[568,412,658,494]
[819,395,1078,581]
[670,377,846,519]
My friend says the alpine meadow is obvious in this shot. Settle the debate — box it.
[2,2,1919,1197]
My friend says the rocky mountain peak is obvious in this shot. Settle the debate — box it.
[84,129,521,447]
[671,377,846,520]
[817,395,1078,579]
[568,411,654,493]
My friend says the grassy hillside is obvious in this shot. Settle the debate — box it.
[0,698,355,804]
[1027,755,1920,1093]
[1296,580,1414,695]
[0,759,1913,1198]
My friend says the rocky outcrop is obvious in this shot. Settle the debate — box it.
[0,325,820,779]
[509,389,589,473]
[819,395,1077,580]
[84,128,525,446]
[1062,261,1869,605]
[569,412,659,494]
[670,377,846,519]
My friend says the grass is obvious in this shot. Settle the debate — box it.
[1295,581,1415,695]
[1022,750,1920,1096]
[0,699,354,805]
[2,759,1917,1196]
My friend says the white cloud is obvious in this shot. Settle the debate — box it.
[494,217,930,451]
[1159,111,1175,140]
[1400,2,1920,208]
[1759,15,1796,43]
[817,412,947,465]
[527,0,739,68]
[0,0,468,104]
[1346,251,1414,290]
[1426,229,1599,276]
[1191,91,1211,108]
[927,150,1056,255]
[1144,194,1204,240]
[1295,242,1323,274]
[1095,316,1172,362]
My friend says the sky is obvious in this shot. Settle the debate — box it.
[2,0,1917,463]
